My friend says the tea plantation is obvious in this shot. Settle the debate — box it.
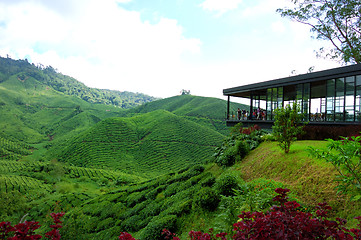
[1,57,360,239]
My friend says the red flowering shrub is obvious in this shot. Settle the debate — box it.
[6,221,42,240]
[44,212,65,240]
[0,213,64,240]
[239,125,260,135]
[118,232,137,240]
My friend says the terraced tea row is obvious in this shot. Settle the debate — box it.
[0,136,32,160]
[56,111,224,178]
[0,174,51,193]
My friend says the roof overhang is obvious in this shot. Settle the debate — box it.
[223,64,361,98]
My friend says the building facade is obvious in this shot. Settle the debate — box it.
[223,64,361,126]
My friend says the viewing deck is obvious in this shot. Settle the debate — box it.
[224,64,361,128]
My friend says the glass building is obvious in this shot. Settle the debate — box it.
[223,64,361,127]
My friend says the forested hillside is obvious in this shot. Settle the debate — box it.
[0,56,156,109]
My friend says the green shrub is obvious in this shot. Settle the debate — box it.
[214,139,250,167]
[120,214,142,232]
[193,187,220,211]
[139,202,162,218]
[214,174,240,196]
[139,215,177,240]
[164,182,181,197]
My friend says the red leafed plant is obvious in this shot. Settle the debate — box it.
[0,212,65,240]
[44,212,65,240]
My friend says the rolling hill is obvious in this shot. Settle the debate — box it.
[0,57,156,109]
[127,94,248,135]
[51,110,225,178]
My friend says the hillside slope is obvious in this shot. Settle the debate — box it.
[0,57,156,109]
[52,110,225,178]
[237,141,361,219]
[128,95,247,135]
[0,71,123,145]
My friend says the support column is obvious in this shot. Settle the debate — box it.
[227,96,230,120]
[250,92,253,120]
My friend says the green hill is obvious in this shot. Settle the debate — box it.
[128,95,247,135]
[52,110,225,178]
[0,70,125,145]
[0,57,156,109]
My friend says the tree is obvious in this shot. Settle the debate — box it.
[277,0,361,64]
[272,102,304,153]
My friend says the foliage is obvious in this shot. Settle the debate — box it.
[193,187,220,211]
[277,0,361,64]
[55,111,223,178]
[120,188,361,239]
[231,188,360,239]
[0,212,64,240]
[138,215,177,240]
[0,191,28,222]
[309,136,361,200]
[0,57,156,109]
[213,174,239,197]
[272,102,304,153]
[213,125,265,167]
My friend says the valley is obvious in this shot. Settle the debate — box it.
[0,57,360,239]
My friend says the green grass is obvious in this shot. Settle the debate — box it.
[237,140,361,221]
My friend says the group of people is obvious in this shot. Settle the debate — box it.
[237,108,266,121]
[237,108,249,120]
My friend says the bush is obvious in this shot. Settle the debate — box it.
[119,188,361,240]
[214,174,240,197]
[139,215,177,240]
[199,173,216,187]
[120,215,142,232]
[214,139,250,167]
[193,187,220,211]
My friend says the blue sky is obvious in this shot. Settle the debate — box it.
[0,0,340,99]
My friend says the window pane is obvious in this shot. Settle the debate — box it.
[326,79,335,121]
[345,76,355,121]
[335,78,344,121]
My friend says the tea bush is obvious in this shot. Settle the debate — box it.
[138,215,177,240]
[214,174,240,197]
[193,187,220,211]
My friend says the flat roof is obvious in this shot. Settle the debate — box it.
[223,64,361,97]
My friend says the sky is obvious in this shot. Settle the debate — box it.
[0,0,341,100]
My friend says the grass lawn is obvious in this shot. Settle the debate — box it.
[237,140,361,225]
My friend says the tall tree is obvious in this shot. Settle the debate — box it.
[277,0,361,64]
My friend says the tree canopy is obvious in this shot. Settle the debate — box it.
[277,0,361,64]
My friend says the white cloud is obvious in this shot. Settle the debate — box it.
[199,0,243,16]
[0,0,202,98]
[0,0,342,100]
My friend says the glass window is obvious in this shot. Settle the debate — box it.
[277,87,283,109]
[356,75,361,121]
[345,76,355,121]
[326,79,335,121]
[272,88,278,119]
[335,78,345,121]
[266,88,272,120]
[302,83,310,121]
